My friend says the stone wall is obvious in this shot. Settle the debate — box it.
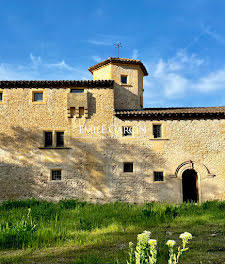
[0,87,115,202]
[0,66,224,203]
[109,117,225,203]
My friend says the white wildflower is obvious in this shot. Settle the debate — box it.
[148,239,157,246]
[166,240,176,247]
[137,231,151,244]
[179,232,192,241]
[129,242,133,247]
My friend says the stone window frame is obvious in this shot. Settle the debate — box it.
[42,129,67,149]
[44,131,53,148]
[56,131,65,147]
[50,168,63,181]
[70,88,84,93]
[152,122,164,139]
[123,161,135,174]
[153,170,166,183]
[31,89,47,104]
[120,74,129,85]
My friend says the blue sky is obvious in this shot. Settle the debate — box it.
[0,0,225,108]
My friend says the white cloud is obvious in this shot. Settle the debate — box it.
[87,33,122,47]
[0,55,91,80]
[132,49,139,60]
[195,67,225,92]
[30,53,41,65]
[143,50,225,105]
[91,56,102,63]
[204,26,225,45]
[88,40,112,46]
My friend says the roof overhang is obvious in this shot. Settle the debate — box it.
[115,107,225,119]
[0,80,114,89]
[88,57,148,76]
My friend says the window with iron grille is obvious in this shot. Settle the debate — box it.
[122,126,133,137]
[56,132,64,147]
[44,132,53,147]
[70,89,84,93]
[123,162,133,173]
[121,75,127,84]
[51,170,62,181]
[153,124,162,138]
[0,92,2,101]
[33,92,43,101]
[154,171,164,181]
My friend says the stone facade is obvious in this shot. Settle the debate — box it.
[0,58,224,203]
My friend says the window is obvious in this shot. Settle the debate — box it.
[122,126,133,137]
[123,162,133,173]
[154,171,164,182]
[44,132,53,147]
[43,131,65,148]
[0,92,2,101]
[121,75,128,84]
[56,132,64,147]
[33,92,43,102]
[70,89,84,93]
[153,124,162,138]
[51,170,62,181]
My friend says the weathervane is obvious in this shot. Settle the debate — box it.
[114,42,122,58]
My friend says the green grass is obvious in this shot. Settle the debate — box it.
[0,199,224,263]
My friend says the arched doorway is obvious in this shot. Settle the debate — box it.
[182,169,198,203]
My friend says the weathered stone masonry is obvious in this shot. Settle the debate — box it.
[0,58,224,203]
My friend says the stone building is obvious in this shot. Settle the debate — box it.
[0,57,224,203]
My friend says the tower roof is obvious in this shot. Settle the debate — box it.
[88,57,148,76]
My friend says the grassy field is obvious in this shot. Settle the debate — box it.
[0,199,224,264]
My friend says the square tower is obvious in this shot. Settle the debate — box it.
[89,57,148,110]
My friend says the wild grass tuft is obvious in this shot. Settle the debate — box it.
[0,199,224,253]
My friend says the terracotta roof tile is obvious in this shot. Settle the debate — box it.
[0,80,114,89]
[88,57,148,76]
[115,107,225,119]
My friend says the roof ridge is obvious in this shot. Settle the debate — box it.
[88,57,148,76]
[115,106,225,111]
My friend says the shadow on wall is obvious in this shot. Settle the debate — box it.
[114,84,140,110]
[0,126,221,203]
[88,93,96,119]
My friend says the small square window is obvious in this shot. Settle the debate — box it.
[33,92,43,102]
[56,132,64,147]
[153,125,162,138]
[70,89,84,93]
[121,75,127,84]
[122,126,133,137]
[0,92,2,101]
[123,162,133,173]
[51,170,62,181]
[44,132,53,147]
[154,171,164,182]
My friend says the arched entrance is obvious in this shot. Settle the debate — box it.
[182,169,198,203]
